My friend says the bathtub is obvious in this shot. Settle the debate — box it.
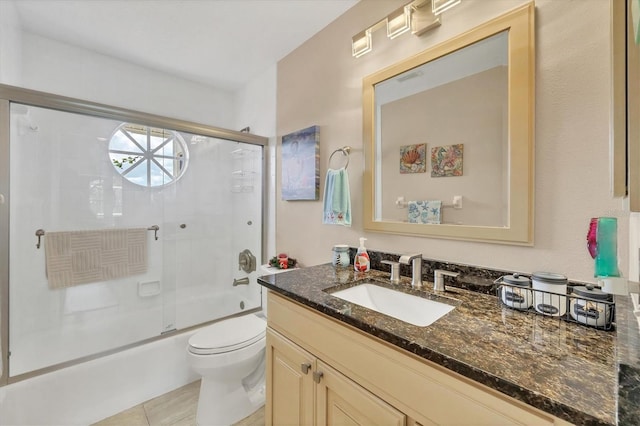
[0,285,261,425]
[0,326,200,425]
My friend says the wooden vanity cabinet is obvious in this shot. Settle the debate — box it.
[266,328,405,426]
[265,291,572,426]
[266,328,315,425]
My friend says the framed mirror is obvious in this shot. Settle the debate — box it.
[363,3,534,245]
[611,0,640,210]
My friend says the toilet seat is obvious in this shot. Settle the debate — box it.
[188,314,266,355]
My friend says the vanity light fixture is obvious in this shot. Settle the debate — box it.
[352,28,372,58]
[432,0,461,15]
[386,5,412,39]
[351,0,446,58]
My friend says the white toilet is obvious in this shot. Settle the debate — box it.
[187,313,267,426]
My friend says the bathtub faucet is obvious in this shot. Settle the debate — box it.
[233,277,250,286]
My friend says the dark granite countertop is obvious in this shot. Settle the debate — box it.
[615,281,640,425]
[258,264,621,426]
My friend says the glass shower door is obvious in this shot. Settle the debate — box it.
[6,102,264,378]
[168,135,263,330]
[8,104,169,376]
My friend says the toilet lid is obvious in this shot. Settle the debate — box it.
[188,314,266,355]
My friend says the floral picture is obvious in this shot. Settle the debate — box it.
[399,143,426,174]
[431,144,463,177]
[281,125,320,200]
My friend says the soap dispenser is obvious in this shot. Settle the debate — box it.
[354,237,370,272]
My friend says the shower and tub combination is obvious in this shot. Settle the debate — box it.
[0,84,268,424]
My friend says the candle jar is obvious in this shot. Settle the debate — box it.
[277,253,288,269]
[332,245,350,268]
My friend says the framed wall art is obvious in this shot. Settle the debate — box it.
[281,125,320,200]
[400,143,426,174]
[431,144,464,177]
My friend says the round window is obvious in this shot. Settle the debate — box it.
[108,123,188,187]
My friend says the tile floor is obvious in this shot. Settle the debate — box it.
[92,380,265,426]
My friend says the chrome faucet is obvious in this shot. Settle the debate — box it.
[398,254,423,288]
[433,270,459,292]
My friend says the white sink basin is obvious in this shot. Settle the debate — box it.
[330,283,455,327]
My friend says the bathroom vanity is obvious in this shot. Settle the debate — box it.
[258,264,628,426]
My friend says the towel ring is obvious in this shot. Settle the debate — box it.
[328,146,351,169]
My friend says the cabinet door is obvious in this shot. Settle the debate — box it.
[316,360,406,426]
[266,328,315,426]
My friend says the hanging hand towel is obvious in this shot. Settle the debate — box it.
[323,167,351,226]
[408,200,442,224]
[45,228,148,289]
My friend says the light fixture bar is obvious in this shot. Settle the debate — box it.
[352,0,452,59]
[432,0,461,16]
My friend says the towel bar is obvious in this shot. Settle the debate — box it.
[395,196,462,209]
[328,146,351,169]
[35,225,160,249]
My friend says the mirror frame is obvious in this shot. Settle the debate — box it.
[363,3,535,245]
[611,0,640,209]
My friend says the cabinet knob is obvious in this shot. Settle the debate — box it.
[313,371,324,383]
[301,363,311,374]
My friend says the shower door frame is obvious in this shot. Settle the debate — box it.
[0,83,269,386]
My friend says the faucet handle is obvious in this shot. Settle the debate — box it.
[381,260,401,283]
[435,270,459,278]
[433,270,459,292]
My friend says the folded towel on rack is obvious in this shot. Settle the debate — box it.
[44,228,148,289]
[323,167,351,226]
[408,200,442,224]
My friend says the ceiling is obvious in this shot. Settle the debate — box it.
[12,0,358,91]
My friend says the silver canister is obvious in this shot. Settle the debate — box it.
[532,272,568,317]
[570,285,613,328]
[499,273,532,310]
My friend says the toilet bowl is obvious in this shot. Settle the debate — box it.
[187,314,267,426]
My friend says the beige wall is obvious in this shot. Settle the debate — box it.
[276,0,627,283]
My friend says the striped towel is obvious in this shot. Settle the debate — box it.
[44,228,148,289]
[322,167,351,226]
